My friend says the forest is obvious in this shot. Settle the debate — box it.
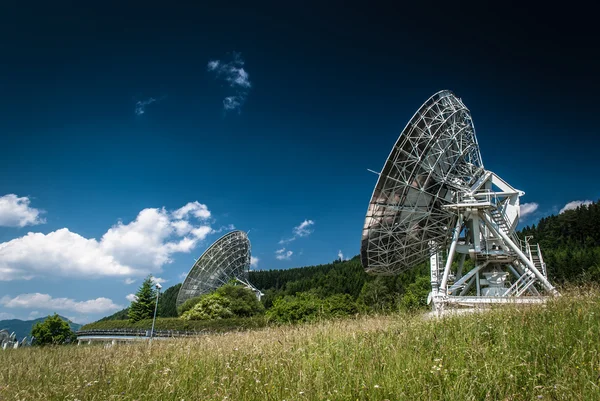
[94,200,600,325]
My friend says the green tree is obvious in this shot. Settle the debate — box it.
[357,277,393,311]
[158,283,182,317]
[180,284,264,320]
[128,275,157,322]
[181,293,234,320]
[177,295,204,316]
[215,284,264,317]
[31,314,76,346]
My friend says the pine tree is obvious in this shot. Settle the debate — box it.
[128,275,157,322]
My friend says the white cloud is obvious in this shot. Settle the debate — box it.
[0,194,45,227]
[560,200,593,214]
[28,311,42,319]
[135,97,157,115]
[212,224,236,234]
[279,219,315,244]
[178,272,188,280]
[207,52,252,113]
[126,294,137,302]
[250,256,259,268]
[338,250,344,260]
[275,248,293,260]
[0,202,214,281]
[520,203,539,219]
[172,201,211,220]
[0,312,15,320]
[1,293,122,314]
[294,220,315,237]
[152,277,167,285]
[124,278,136,285]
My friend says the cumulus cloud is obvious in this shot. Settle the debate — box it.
[172,201,211,220]
[1,293,122,314]
[520,203,539,219]
[207,52,252,113]
[126,294,137,302]
[152,277,167,285]
[124,278,136,285]
[0,194,45,227]
[279,219,315,244]
[560,200,593,214]
[0,202,215,281]
[275,248,293,260]
[250,256,259,269]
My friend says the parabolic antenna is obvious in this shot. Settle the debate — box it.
[176,230,261,307]
[362,90,558,310]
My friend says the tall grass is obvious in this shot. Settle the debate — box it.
[1,289,599,400]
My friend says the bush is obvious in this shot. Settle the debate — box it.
[177,296,204,316]
[179,284,265,320]
[181,293,235,320]
[80,316,268,332]
[399,275,431,311]
[266,292,358,324]
[215,284,265,317]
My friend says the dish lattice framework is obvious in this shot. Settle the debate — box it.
[361,90,484,275]
[176,230,252,307]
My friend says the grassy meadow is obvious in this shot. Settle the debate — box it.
[1,289,600,401]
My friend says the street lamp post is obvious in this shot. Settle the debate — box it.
[150,282,162,342]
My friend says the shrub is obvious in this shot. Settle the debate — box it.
[266,292,358,324]
[177,296,204,316]
[399,275,431,311]
[181,293,235,320]
[215,284,265,317]
[80,316,268,332]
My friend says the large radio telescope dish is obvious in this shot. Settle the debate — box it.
[361,90,484,275]
[176,230,259,307]
[362,90,558,310]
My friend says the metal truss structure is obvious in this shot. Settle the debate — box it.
[176,230,262,307]
[361,90,559,311]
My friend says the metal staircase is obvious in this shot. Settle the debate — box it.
[503,268,536,296]
[489,207,521,247]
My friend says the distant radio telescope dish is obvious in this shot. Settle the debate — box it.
[176,230,261,307]
[361,90,558,310]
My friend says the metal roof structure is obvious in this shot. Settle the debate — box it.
[176,230,256,307]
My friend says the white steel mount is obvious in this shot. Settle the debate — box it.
[429,170,558,312]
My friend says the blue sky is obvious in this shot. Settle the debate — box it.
[1,2,598,323]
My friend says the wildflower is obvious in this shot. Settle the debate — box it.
[374,384,381,389]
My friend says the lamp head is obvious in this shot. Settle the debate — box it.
[155,283,162,290]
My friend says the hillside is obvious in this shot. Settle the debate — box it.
[519,199,600,282]
[5,290,600,400]
[0,315,81,340]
